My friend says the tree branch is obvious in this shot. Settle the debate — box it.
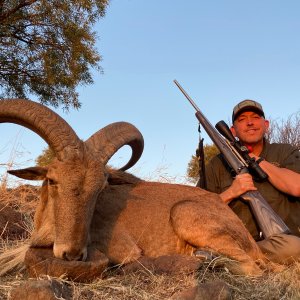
[0,0,38,23]
[0,0,5,14]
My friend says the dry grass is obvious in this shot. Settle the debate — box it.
[0,181,300,299]
[0,270,196,299]
[0,184,38,214]
[71,262,300,299]
[0,258,299,299]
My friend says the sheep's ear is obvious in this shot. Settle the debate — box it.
[8,167,48,180]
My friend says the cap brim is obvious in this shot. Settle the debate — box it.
[233,106,265,122]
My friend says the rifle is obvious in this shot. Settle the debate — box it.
[174,79,291,239]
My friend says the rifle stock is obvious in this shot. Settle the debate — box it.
[174,79,291,238]
[242,191,290,237]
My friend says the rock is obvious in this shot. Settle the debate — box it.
[25,247,109,282]
[171,280,231,300]
[121,254,205,275]
[9,279,72,300]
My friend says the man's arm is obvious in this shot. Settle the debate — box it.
[219,159,300,204]
[257,159,300,197]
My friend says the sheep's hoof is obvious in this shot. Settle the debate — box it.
[193,249,216,261]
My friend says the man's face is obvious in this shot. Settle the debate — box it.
[231,111,269,145]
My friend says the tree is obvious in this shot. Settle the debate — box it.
[186,110,300,184]
[186,144,219,184]
[0,0,109,109]
[35,147,55,166]
[267,111,300,148]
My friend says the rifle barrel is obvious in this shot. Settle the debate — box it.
[173,80,200,112]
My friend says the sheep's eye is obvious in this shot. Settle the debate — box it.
[48,178,57,185]
[72,188,80,196]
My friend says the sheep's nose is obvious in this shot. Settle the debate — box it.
[54,244,87,261]
[62,251,85,261]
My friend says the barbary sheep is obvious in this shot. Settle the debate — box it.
[0,99,265,276]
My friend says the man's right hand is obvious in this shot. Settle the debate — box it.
[220,173,257,204]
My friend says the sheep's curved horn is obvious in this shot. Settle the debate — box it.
[0,99,83,160]
[85,122,144,171]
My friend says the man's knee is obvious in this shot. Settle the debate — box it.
[257,234,300,264]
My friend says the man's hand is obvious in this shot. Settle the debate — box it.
[220,173,257,204]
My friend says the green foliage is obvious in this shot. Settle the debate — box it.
[186,144,219,184]
[0,0,109,109]
[35,147,55,166]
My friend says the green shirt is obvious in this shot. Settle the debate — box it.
[205,142,300,240]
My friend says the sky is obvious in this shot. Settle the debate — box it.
[1,0,300,185]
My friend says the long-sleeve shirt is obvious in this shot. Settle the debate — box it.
[205,142,300,240]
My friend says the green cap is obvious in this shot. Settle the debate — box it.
[232,99,265,123]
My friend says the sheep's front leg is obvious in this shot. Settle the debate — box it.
[106,225,142,265]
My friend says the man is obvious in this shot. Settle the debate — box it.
[205,99,300,264]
